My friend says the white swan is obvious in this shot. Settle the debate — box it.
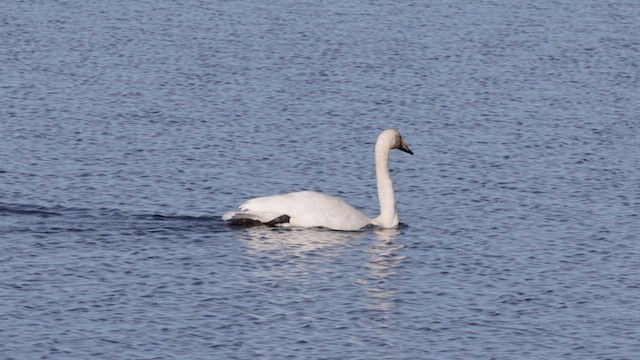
[222,128,413,231]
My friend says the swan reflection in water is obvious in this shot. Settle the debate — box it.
[237,226,366,257]
[236,226,407,344]
[237,226,405,296]
[360,228,407,313]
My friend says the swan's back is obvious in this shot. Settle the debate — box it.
[223,191,372,231]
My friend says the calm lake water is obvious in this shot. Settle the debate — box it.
[2,0,640,359]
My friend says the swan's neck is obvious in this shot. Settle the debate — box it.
[373,142,399,228]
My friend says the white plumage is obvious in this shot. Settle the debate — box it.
[222,129,413,231]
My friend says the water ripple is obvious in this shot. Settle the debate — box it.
[2,0,640,359]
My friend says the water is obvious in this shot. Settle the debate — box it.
[2,0,639,358]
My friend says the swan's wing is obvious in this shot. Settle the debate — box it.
[222,191,372,231]
[222,193,301,226]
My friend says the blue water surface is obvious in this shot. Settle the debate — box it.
[1,0,639,359]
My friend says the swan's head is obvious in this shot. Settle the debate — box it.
[378,128,413,155]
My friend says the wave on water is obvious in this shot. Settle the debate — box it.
[0,203,64,218]
[0,202,223,235]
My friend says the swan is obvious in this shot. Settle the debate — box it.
[222,128,413,231]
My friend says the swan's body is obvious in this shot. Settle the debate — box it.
[222,129,413,231]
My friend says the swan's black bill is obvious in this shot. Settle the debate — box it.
[399,147,413,155]
[397,137,413,155]
[398,140,413,155]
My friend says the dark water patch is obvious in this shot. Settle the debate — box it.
[0,202,223,236]
[133,213,219,222]
[0,203,64,218]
